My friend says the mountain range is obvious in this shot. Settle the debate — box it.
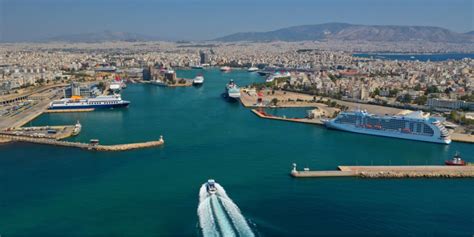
[214,23,474,43]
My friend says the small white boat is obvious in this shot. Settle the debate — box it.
[247,66,259,72]
[193,74,204,86]
[191,64,204,69]
[220,66,231,72]
[206,179,217,195]
[151,79,167,87]
[72,121,82,136]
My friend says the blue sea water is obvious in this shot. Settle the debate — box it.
[1,69,473,236]
[353,53,474,62]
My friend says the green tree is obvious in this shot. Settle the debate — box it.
[389,89,399,97]
[270,98,278,106]
[414,95,428,105]
[425,85,439,95]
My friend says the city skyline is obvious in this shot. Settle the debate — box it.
[1,0,473,42]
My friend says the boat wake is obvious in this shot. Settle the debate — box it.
[197,182,255,237]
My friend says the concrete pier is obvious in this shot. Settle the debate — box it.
[290,163,474,179]
[0,134,164,152]
[251,109,323,125]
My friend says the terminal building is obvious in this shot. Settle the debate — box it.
[63,83,101,98]
[427,98,474,111]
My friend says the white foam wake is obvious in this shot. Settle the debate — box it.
[197,182,255,237]
[197,197,219,237]
[219,197,255,237]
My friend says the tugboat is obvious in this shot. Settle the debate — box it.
[206,179,217,195]
[445,152,466,166]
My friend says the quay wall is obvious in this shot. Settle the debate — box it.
[291,165,474,179]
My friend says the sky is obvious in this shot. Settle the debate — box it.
[0,0,473,42]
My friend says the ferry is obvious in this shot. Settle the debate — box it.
[225,79,241,99]
[193,74,204,86]
[206,179,217,195]
[48,95,130,110]
[324,110,451,144]
[220,66,231,72]
[445,152,466,166]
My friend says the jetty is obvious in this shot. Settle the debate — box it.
[251,109,323,125]
[0,134,164,152]
[1,123,81,140]
[290,163,474,179]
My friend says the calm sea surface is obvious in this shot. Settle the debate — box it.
[353,53,474,61]
[1,69,473,236]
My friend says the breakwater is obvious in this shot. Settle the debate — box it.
[0,134,164,152]
[291,164,474,178]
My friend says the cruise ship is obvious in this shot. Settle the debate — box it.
[324,110,451,144]
[266,71,291,82]
[48,95,130,110]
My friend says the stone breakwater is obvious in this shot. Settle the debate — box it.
[0,134,164,152]
[357,170,474,178]
[291,165,474,179]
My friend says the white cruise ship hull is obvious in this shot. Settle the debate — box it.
[325,121,451,144]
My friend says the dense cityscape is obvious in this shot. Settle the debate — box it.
[2,0,474,235]
[1,41,473,130]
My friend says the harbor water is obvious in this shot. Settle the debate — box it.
[1,69,473,236]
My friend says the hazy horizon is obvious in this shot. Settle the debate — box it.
[1,0,473,42]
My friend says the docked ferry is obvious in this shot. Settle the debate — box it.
[324,110,451,144]
[225,79,241,99]
[48,95,130,110]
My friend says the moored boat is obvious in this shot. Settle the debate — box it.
[445,152,466,166]
[193,74,205,86]
[225,79,241,99]
[151,79,167,87]
[220,66,231,72]
[191,64,204,69]
[247,66,259,72]
[48,94,130,110]
[324,110,451,144]
[72,121,82,136]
